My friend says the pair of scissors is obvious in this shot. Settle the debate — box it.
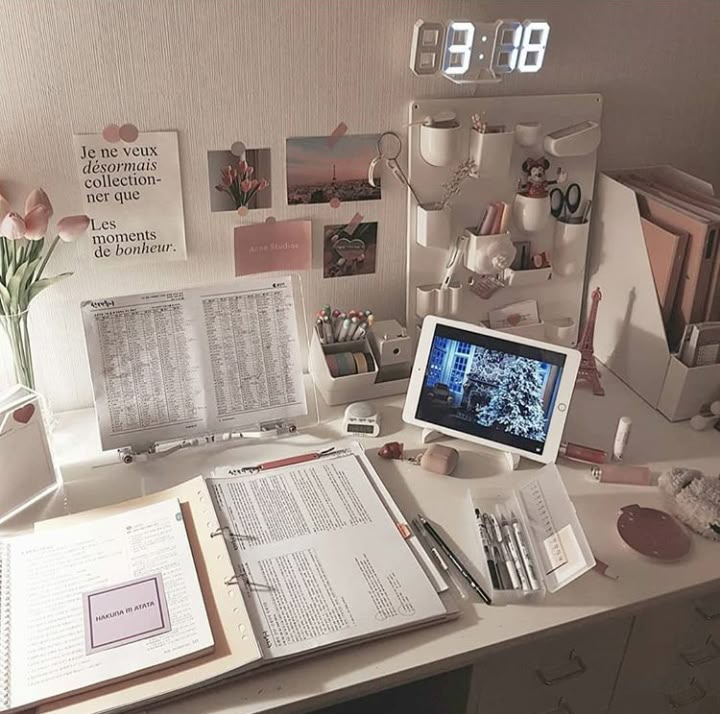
[368,131,422,204]
[550,183,582,222]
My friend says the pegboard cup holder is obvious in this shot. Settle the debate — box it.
[468,128,515,178]
[503,266,553,287]
[416,202,451,249]
[544,317,576,347]
[463,229,515,275]
[515,122,543,148]
[419,123,460,167]
[552,220,590,277]
[415,283,463,319]
[513,193,551,233]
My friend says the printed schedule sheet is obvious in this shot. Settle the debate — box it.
[81,276,306,450]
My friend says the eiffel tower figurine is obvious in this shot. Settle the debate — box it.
[576,287,605,396]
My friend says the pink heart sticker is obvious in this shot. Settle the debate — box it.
[507,313,522,326]
[13,404,35,424]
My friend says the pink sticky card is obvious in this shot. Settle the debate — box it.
[234,219,312,276]
[327,122,348,148]
[102,124,121,142]
[119,123,139,142]
[345,212,364,235]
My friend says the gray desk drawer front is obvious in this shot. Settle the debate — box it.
[471,616,632,714]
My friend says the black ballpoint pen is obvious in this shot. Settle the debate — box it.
[417,513,492,605]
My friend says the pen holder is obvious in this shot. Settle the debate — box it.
[552,220,590,277]
[464,230,516,275]
[420,123,460,167]
[416,283,463,319]
[468,129,515,178]
[514,122,543,148]
[416,203,451,249]
[512,193,551,233]
[502,266,552,287]
[544,317,577,347]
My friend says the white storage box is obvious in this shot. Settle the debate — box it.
[465,464,594,604]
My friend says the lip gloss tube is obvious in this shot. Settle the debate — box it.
[591,464,652,486]
[559,441,607,464]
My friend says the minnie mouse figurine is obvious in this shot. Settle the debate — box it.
[518,157,567,198]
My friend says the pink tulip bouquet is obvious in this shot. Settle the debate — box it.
[0,188,90,389]
[215,160,269,213]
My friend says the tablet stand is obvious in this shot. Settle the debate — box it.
[420,428,520,471]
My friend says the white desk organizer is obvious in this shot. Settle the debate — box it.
[465,464,595,605]
[589,167,720,421]
[406,94,603,348]
[309,322,412,407]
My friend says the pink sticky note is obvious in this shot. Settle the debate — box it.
[327,122,348,148]
[234,219,312,276]
[102,124,121,142]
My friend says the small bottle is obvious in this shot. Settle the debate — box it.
[591,464,651,486]
[559,441,607,465]
[613,417,632,461]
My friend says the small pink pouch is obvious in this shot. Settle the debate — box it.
[419,444,459,476]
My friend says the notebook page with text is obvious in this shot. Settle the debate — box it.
[207,448,447,661]
[2,499,213,711]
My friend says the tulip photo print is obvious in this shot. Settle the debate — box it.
[208,149,271,215]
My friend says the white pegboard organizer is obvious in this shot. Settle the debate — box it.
[406,93,603,345]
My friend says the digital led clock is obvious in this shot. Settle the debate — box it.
[410,19,550,84]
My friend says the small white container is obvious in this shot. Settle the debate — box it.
[544,120,601,157]
[512,193,551,233]
[503,266,552,287]
[544,317,576,347]
[415,283,462,319]
[468,129,515,178]
[464,230,516,275]
[420,123,460,167]
[553,220,590,277]
[514,122,543,147]
[416,203,451,249]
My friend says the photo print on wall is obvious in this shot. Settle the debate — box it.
[287,135,381,205]
[208,148,271,214]
[323,221,378,278]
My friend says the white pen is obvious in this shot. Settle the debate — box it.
[322,317,334,344]
[488,514,521,590]
[511,513,541,590]
[500,512,530,591]
[333,313,345,340]
[440,235,466,290]
[345,316,360,340]
[337,317,352,342]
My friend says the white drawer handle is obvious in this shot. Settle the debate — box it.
[666,677,706,709]
[535,651,587,686]
[680,635,720,667]
[695,601,720,621]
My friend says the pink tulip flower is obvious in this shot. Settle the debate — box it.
[245,166,254,177]
[24,204,51,240]
[0,211,26,240]
[57,214,90,242]
[240,179,253,192]
[258,179,269,190]
[0,193,11,222]
[24,188,53,218]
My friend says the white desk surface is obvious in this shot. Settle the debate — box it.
[8,366,720,714]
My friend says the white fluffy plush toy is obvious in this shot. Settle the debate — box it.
[659,468,720,542]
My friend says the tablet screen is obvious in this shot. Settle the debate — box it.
[415,323,567,455]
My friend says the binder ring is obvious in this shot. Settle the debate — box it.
[211,526,241,539]
[224,574,241,586]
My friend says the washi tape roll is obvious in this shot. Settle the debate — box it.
[325,354,340,377]
[364,351,376,372]
[353,352,368,374]
[335,351,358,376]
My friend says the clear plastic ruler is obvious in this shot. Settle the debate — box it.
[518,480,568,575]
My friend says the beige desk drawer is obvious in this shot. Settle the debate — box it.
[611,587,720,714]
[471,616,632,714]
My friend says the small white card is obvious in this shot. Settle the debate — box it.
[488,300,540,330]
[0,386,59,524]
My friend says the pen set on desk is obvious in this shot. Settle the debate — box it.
[475,508,540,593]
[315,305,374,345]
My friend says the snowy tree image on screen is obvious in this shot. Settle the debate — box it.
[477,354,548,440]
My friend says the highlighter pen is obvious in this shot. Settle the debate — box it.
[487,514,521,590]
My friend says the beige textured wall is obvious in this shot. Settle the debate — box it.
[0,0,718,411]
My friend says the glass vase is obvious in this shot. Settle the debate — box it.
[0,310,35,391]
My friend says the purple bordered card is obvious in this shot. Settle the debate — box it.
[83,573,171,654]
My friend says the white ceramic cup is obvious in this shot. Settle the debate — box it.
[512,193,551,233]
[545,317,576,346]
[420,123,460,167]
[417,203,451,249]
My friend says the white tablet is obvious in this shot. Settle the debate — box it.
[403,316,581,464]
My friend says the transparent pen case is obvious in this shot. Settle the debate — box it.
[464,464,595,605]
